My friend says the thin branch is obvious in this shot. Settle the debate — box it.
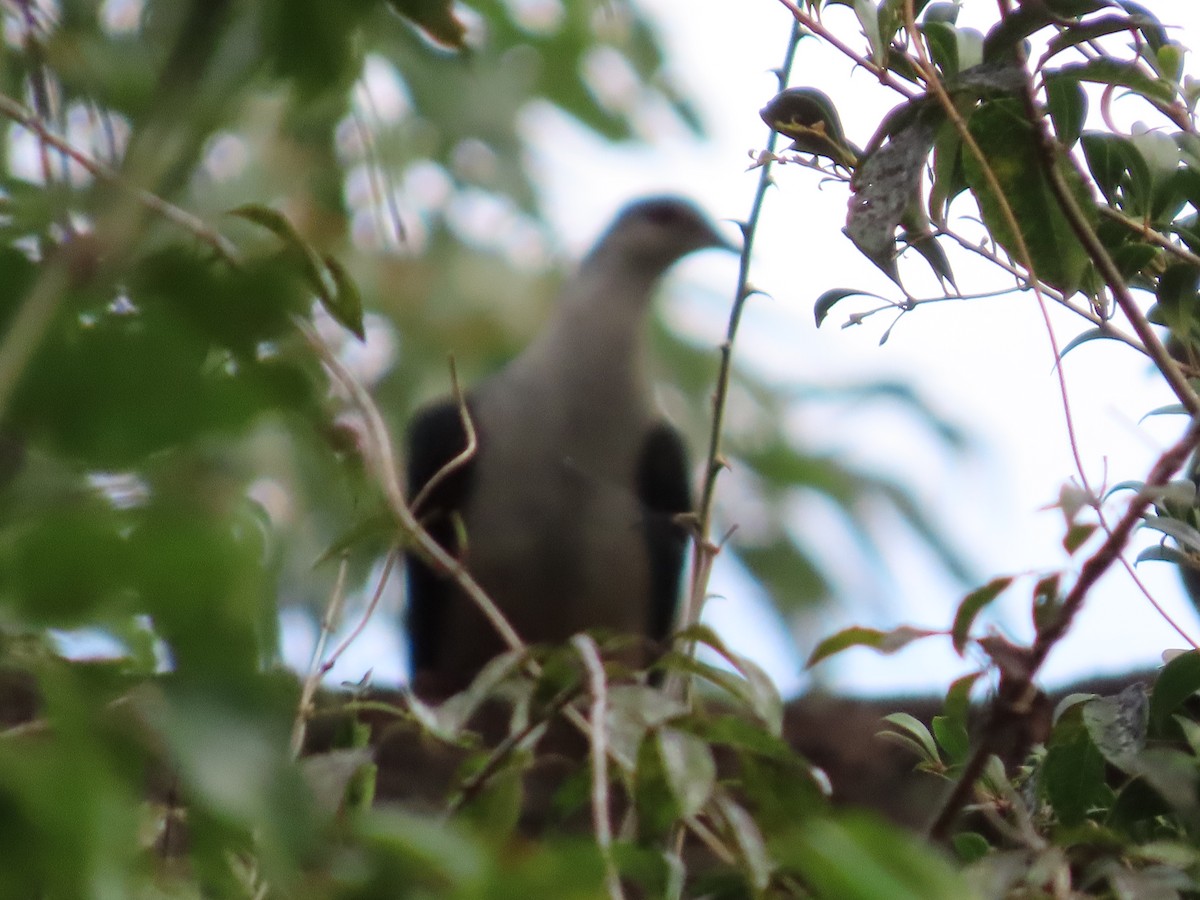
[773,0,920,100]
[319,548,400,678]
[678,19,804,659]
[572,634,625,900]
[294,317,527,657]
[290,556,351,758]
[1114,551,1198,649]
[410,358,476,515]
[0,91,239,265]
[1098,205,1200,270]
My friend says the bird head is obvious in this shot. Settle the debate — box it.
[588,196,737,276]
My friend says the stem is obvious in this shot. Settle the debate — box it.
[679,21,803,640]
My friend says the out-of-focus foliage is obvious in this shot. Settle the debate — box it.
[0,0,977,895]
[14,0,1200,894]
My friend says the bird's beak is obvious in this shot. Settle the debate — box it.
[708,221,742,256]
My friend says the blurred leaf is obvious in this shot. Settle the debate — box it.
[386,0,467,49]
[1042,703,1107,827]
[775,813,976,900]
[1149,650,1200,735]
[881,712,940,766]
[1057,57,1177,107]
[1082,685,1148,773]
[809,625,940,667]
[951,576,1013,655]
[1045,72,1088,148]
[657,727,716,818]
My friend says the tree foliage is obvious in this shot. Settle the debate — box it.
[5,0,1200,897]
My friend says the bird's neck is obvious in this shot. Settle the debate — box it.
[507,258,661,405]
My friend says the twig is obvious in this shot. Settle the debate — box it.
[773,0,920,100]
[444,684,578,816]
[320,548,399,677]
[677,19,804,666]
[294,316,527,658]
[572,634,625,900]
[410,358,476,515]
[1114,552,1198,649]
[0,91,239,265]
[1099,206,1200,271]
[290,556,351,758]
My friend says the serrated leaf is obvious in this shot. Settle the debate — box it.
[952,576,1013,655]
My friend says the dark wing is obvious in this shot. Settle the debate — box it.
[404,398,477,675]
[635,422,692,643]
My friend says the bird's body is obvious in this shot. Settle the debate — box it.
[405,197,730,694]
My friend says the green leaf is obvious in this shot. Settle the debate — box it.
[881,712,940,765]
[321,253,366,340]
[1044,72,1087,148]
[231,205,365,339]
[1062,522,1097,555]
[717,796,774,891]
[921,21,960,80]
[1042,704,1107,826]
[777,813,975,900]
[964,98,1096,296]
[1081,132,1152,214]
[951,576,1013,655]
[1056,58,1177,107]
[931,715,970,764]
[853,0,886,64]
[675,624,783,733]
[808,625,940,667]
[230,204,329,301]
[1149,650,1200,735]
[1142,514,1200,554]
[952,831,991,863]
